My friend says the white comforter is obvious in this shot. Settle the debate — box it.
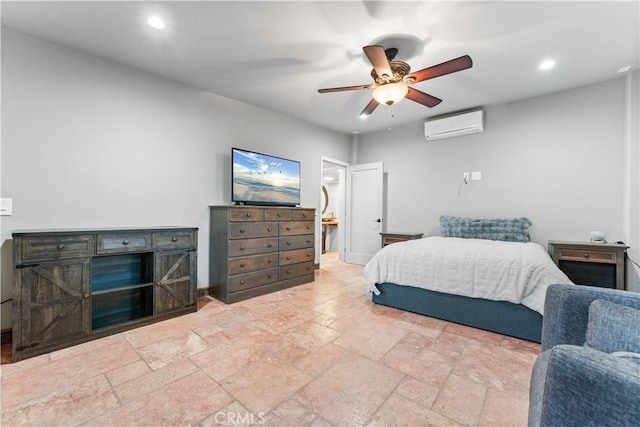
[364,237,572,315]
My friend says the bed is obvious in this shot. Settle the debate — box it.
[364,216,573,343]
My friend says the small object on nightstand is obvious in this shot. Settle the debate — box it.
[548,240,629,290]
[380,232,424,248]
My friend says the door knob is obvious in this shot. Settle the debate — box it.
[373,218,382,223]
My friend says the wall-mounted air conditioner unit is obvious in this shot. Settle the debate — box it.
[424,109,484,141]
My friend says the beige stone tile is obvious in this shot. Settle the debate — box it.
[0,351,51,378]
[200,400,261,427]
[2,375,118,426]
[283,320,342,349]
[114,358,199,403]
[367,393,463,427]
[479,388,530,427]
[428,331,469,358]
[296,353,403,426]
[294,342,351,377]
[2,341,139,407]
[381,344,456,388]
[263,399,317,427]
[334,320,408,360]
[433,374,487,425]
[86,371,233,426]
[500,336,542,356]
[221,357,313,414]
[106,359,152,386]
[253,305,318,335]
[454,341,536,398]
[135,330,209,370]
[395,376,441,408]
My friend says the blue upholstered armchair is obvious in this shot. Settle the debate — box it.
[528,284,640,427]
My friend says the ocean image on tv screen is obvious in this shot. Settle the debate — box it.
[233,149,301,205]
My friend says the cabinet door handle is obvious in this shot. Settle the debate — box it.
[171,237,178,242]
[122,240,129,245]
[83,293,90,299]
[56,244,65,250]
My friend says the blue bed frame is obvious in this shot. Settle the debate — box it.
[372,282,543,343]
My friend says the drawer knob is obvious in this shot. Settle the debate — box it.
[268,274,272,279]
[267,243,273,248]
[278,213,282,217]
[122,240,129,245]
[246,213,252,217]
[268,227,272,232]
[240,229,245,233]
[83,293,90,299]
[306,266,311,270]
[306,226,310,230]
[307,253,311,258]
[286,242,291,246]
[171,237,178,242]
[56,244,65,250]
[287,270,291,275]
[240,280,245,285]
[584,253,590,258]
[306,240,311,244]
[268,259,272,263]
[240,263,245,267]
[286,256,291,260]
[240,246,245,251]
[286,227,291,231]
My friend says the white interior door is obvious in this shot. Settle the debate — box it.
[345,162,384,265]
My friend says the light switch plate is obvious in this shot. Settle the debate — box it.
[0,198,12,215]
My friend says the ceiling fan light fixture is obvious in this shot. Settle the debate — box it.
[372,82,408,106]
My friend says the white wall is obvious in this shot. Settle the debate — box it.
[0,29,350,328]
[357,77,631,250]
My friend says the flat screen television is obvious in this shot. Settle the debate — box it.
[232,147,301,207]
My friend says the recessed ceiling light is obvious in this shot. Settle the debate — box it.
[147,16,166,30]
[618,66,631,74]
[538,59,556,71]
[359,114,368,120]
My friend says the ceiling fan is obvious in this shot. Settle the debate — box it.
[318,45,472,117]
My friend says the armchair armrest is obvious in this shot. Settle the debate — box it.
[542,284,640,351]
[530,345,640,427]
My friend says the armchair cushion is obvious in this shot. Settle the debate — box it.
[586,300,640,353]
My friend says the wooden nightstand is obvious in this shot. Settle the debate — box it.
[380,232,424,247]
[548,240,629,290]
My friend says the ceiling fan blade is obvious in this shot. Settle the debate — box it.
[363,45,393,79]
[360,98,379,117]
[406,55,473,84]
[318,84,372,93]
[406,87,442,107]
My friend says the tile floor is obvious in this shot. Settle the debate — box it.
[1,253,540,426]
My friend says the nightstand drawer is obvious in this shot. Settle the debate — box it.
[558,248,617,264]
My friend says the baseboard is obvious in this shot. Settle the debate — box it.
[1,328,12,345]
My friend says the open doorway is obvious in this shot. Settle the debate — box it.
[321,157,347,264]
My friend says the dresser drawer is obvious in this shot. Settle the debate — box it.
[228,253,277,275]
[293,209,314,221]
[97,233,151,254]
[21,235,95,261]
[279,234,314,251]
[229,222,278,239]
[152,230,196,250]
[280,261,314,280]
[264,209,292,221]
[228,268,279,293]
[279,221,314,236]
[280,248,315,266]
[229,238,278,257]
[229,208,263,222]
[558,248,617,264]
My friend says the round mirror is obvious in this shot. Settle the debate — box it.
[321,185,329,214]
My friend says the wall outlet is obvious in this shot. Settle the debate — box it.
[471,171,482,180]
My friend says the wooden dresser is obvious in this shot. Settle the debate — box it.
[12,227,197,361]
[209,206,315,303]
